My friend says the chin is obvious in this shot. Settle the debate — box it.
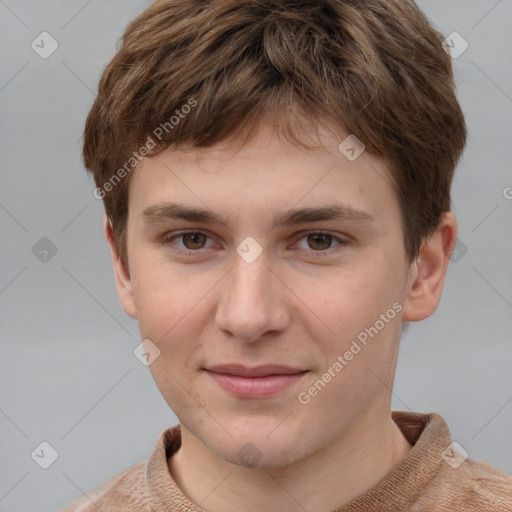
[201,419,312,470]
[218,440,307,470]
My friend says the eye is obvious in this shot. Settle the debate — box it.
[161,231,217,254]
[160,230,350,258]
[293,231,349,257]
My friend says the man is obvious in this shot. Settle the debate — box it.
[62,0,512,510]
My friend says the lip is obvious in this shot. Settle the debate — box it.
[204,364,309,399]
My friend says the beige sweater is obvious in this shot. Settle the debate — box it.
[61,411,512,511]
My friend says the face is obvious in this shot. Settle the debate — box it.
[111,123,427,468]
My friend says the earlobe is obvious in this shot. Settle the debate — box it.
[402,212,457,322]
[103,215,138,319]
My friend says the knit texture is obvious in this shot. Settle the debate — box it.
[61,411,512,511]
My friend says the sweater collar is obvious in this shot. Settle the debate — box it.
[145,411,452,511]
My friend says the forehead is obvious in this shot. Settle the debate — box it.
[128,124,398,232]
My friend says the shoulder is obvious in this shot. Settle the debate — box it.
[60,460,148,512]
[415,457,512,511]
[60,425,182,512]
[462,459,512,510]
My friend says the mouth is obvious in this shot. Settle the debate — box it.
[204,364,309,399]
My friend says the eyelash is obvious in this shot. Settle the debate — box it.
[160,230,349,258]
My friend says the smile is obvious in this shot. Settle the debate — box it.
[204,364,309,399]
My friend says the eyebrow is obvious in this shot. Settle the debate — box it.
[141,202,375,230]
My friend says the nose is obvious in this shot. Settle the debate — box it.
[215,248,290,343]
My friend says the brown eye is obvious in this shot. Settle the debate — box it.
[180,232,208,250]
[293,231,349,258]
[161,231,216,255]
[306,233,333,251]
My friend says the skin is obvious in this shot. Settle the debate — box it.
[105,122,457,512]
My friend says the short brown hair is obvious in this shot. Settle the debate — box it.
[83,0,467,268]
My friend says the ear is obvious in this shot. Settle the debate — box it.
[103,214,138,319]
[402,212,457,322]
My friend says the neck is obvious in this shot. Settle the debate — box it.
[168,409,412,512]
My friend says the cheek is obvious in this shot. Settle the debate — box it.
[131,252,189,319]
[300,263,400,339]
[298,258,404,385]
[296,315,402,421]
[130,258,215,360]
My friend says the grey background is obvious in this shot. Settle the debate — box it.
[0,1,511,511]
